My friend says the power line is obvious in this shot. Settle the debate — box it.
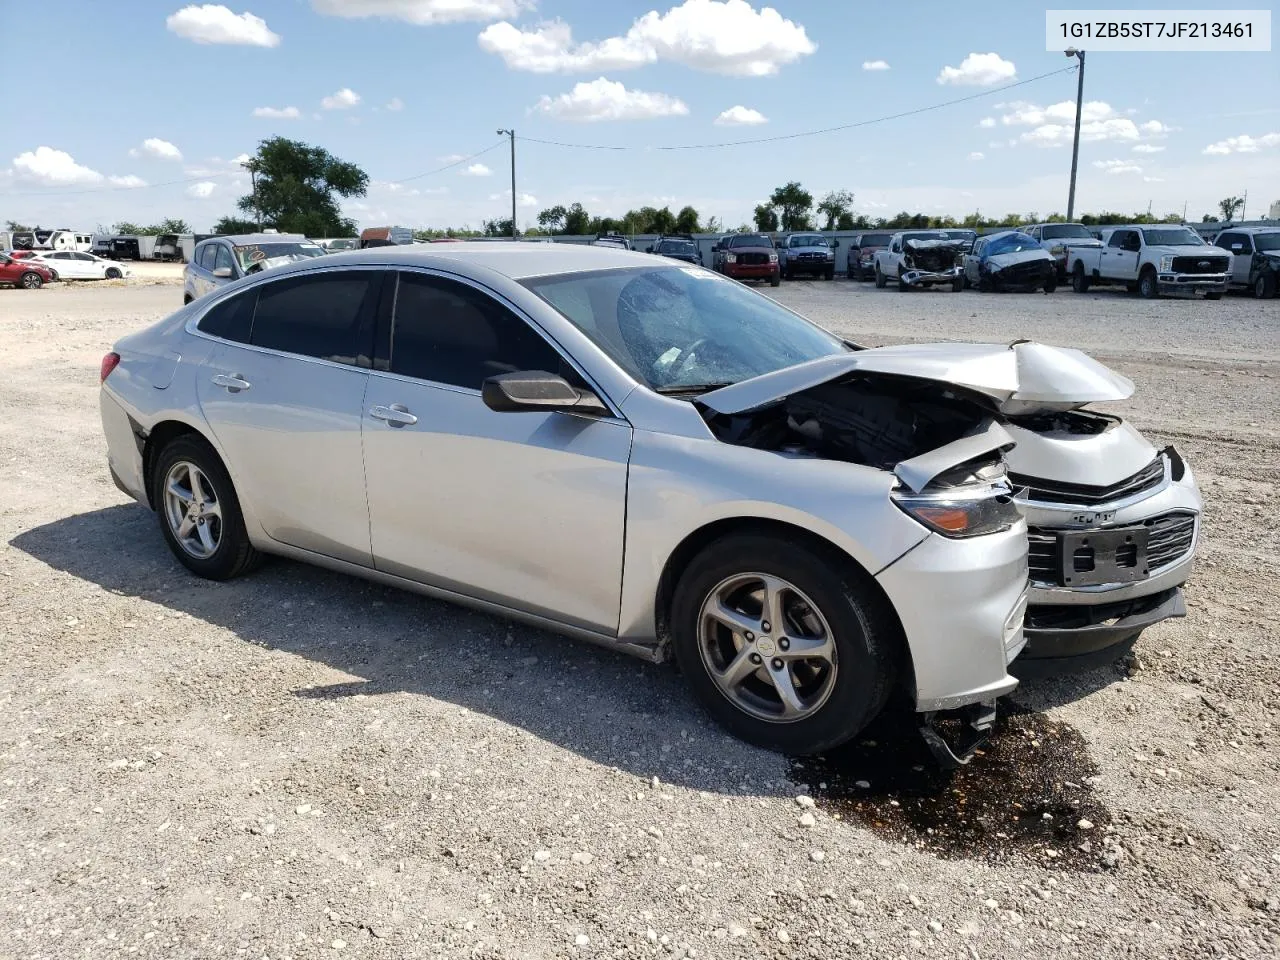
[518,66,1078,152]
[384,139,506,184]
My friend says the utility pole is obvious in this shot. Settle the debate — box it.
[242,158,261,231]
[1241,189,1249,222]
[1064,48,1086,222]
[496,129,517,239]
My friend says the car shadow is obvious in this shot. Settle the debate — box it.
[10,504,1120,797]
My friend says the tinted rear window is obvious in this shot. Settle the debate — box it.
[249,271,377,365]
[197,290,256,342]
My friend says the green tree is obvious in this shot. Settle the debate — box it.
[835,212,855,230]
[752,203,779,232]
[1201,213,1216,223]
[483,216,515,237]
[649,206,677,234]
[5,220,31,231]
[704,215,722,234]
[155,217,191,234]
[537,205,568,232]
[769,181,813,231]
[1218,196,1244,221]
[815,190,854,230]
[212,216,260,234]
[674,205,700,234]
[112,222,146,235]
[563,202,592,235]
[230,137,368,237]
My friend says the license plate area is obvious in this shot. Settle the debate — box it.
[1059,526,1149,587]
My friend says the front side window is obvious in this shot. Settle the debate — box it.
[390,272,568,390]
[249,270,377,365]
[523,266,846,391]
[197,244,216,270]
[1253,232,1280,252]
[1107,231,1130,249]
[213,244,235,273]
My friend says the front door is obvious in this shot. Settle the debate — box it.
[361,270,631,633]
[195,269,382,566]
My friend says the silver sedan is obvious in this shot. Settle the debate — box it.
[100,243,1100,758]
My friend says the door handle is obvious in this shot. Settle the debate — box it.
[211,373,251,392]
[369,403,418,427]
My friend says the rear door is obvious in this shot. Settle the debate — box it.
[195,268,383,565]
[361,270,631,633]
[1105,230,1138,279]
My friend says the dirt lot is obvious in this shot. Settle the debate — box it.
[1,279,1277,959]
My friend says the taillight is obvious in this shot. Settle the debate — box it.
[100,352,121,382]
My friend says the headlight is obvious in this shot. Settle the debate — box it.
[891,488,1021,539]
[1159,255,1174,272]
[768,253,778,263]
[724,253,737,263]
[1050,244,1065,256]
[825,251,834,260]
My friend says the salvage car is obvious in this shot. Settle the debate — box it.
[1213,226,1280,298]
[184,234,325,303]
[874,232,965,291]
[712,233,780,286]
[845,231,894,281]
[1024,222,1103,281]
[1068,225,1229,299]
[97,244,1197,762]
[964,231,1058,293]
[777,232,836,281]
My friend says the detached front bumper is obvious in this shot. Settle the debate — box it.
[876,523,1027,713]
[1158,273,1228,295]
[902,265,962,286]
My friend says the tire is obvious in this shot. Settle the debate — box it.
[874,264,887,289]
[846,263,856,280]
[1204,292,1223,301]
[770,275,780,288]
[824,268,834,281]
[152,434,261,581]
[1138,268,1159,299]
[48,270,60,282]
[19,272,42,290]
[1072,262,1090,293]
[1255,273,1276,299]
[1043,278,1057,294]
[105,267,122,279]
[951,279,964,292]
[670,533,899,755]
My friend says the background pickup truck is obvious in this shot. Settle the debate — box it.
[1067,225,1230,300]
[873,231,965,292]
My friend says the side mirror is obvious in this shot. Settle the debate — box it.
[830,239,840,248]
[212,266,233,278]
[711,244,720,252]
[482,371,609,416]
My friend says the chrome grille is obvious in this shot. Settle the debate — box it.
[1011,455,1165,505]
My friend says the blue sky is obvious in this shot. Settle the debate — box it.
[3,0,1277,233]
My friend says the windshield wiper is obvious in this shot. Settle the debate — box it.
[654,382,735,395]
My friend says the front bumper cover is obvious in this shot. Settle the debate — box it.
[902,265,962,286]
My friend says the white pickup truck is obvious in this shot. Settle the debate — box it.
[1067,224,1230,299]
[873,231,965,291]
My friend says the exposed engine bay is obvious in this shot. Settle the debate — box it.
[904,238,965,273]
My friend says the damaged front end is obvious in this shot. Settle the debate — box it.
[902,238,965,286]
[979,250,1058,292]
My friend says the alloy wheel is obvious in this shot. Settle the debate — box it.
[162,460,223,559]
[697,572,838,723]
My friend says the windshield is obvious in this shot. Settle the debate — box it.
[729,235,773,249]
[1252,233,1280,252]
[902,232,946,243]
[1141,228,1203,246]
[234,241,324,272]
[1041,224,1094,240]
[658,240,697,254]
[985,232,1042,255]
[787,234,827,248]
[522,266,846,391]
[857,233,892,247]
[943,230,976,240]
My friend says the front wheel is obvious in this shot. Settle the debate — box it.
[769,274,780,287]
[105,267,122,279]
[874,264,887,289]
[153,435,262,581]
[671,534,899,755]
[1138,268,1159,299]
[19,272,43,289]
[1043,278,1057,294]
[1255,273,1276,299]
[1072,263,1090,293]
[951,279,964,292]
[824,268,834,281]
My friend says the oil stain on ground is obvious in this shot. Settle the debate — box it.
[789,701,1112,870]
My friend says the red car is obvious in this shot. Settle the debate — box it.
[712,233,780,286]
[0,253,54,289]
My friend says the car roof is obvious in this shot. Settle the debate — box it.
[298,241,665,280]
[1233,226,1280,234]
[201,233,312,245]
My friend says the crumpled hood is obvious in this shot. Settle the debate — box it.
[986,249,1055,270]
[698,340,1134,417]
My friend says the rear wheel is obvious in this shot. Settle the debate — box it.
[671,534,899,755]
[19,272,43,289]
[1138,268,1159,299]
[153,435,261,581]
[1072,262,1090,293]
[874,264,887,289]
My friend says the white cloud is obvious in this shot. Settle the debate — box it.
[1000,99,1114,126]
[438,153,468,163]
[461,163,492,176]
[311,0,529,24]
[714,105,766,126]
[1132,144,1165,153]
[11,146,103,185]
[532,77,688,122]
[109,175,147,188]
[968,152,984,160]
[996,101,1171,149]
[479,0,815,77]
[936,52,1015,86]
[253,105,301,119]
[1203,132,1280,155]
[386,97,404,111]
[130,138,183,161]
[232,153,252,165]
[321,88,361,110]
[1143,176,1165,183]
[978,117,995,128]
[188,181,218,198]
[1093,159,1143,175]
[490,190,539,206]
[166,5,280,46]
[861,60,889,71]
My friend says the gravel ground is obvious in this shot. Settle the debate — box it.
[1,280,1277,960]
